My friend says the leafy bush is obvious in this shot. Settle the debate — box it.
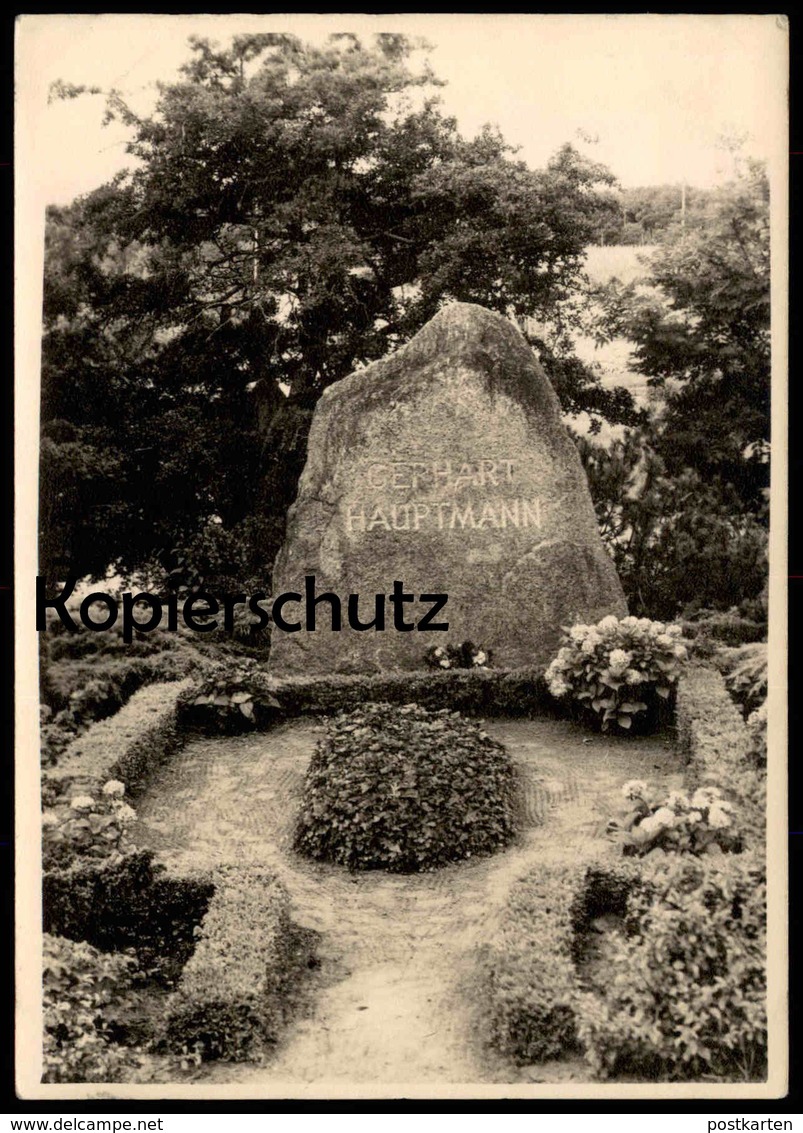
[613,780,741,856]
[43,933,139,1083]
[578,431,769,621]
[42,780,137,871]
[43,851,214,985]
[178,665,553,732]
[44,680,192,800]
[294,703,518,872]
[181,660,281,733]
[424,642,492,670]
[720,642,768,716]
[576,855,767,1081]
[478,863,582,1063]
[163,866,313,1061]
[545,615,687,732]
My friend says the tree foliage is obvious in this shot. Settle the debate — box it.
[577,428,768,619]
[590,183,718,246]
[592,160,770,511]
[41,32,631,584]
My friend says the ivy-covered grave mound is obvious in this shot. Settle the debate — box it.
[293,702,518,872]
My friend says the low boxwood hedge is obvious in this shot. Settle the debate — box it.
[178,665,553,734]
[478,859,643,1066]
[45,680,192,800]
[675,665,765,847]
[479,863,581,1064]
[163,865,314,1062]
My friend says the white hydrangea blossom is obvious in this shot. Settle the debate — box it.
[707,803,732,829]
[70,796,95,812]
[608,648,632,673]
[598,615,620,631]
[691,787,722,808]
[622,779,648,801]
[640,806,676,835]
[102,780,125,797]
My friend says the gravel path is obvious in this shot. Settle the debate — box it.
[134,717,681,1086]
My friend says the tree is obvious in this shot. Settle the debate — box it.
[577,159,771,617]
[577,427,768,618]
[593,160,770,509]
[42,32,631,585]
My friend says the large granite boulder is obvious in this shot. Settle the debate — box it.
[269,302,627,675]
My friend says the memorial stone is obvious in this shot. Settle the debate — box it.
[269,302,627,675]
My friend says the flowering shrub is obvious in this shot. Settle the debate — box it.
[545,615,688,731]
[294,703,517,871]
[614,780,741,856]
[42,780,138,871]
[424,641,491,670]
[576,855,767,1081]
[43,933,140,1083]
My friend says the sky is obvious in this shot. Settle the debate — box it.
[16,13,788,208]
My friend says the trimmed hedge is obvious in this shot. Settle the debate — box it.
[478,862,585,1064]
[163,865,314,1061]
[676,665,767,853]
[44,680,192,799]
[675,666,763,799]
[43,850,214,984]
[178,666,553,733]
[294,703,518,872]
[479,859,644,1065]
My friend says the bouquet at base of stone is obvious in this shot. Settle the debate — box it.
[545,615,688,732]
[424,641,492,670]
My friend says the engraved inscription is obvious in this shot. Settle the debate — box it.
[345,458,543,534]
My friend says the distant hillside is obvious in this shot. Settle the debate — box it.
[583,244,658,286]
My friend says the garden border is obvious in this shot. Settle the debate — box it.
[45,679,194,799]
